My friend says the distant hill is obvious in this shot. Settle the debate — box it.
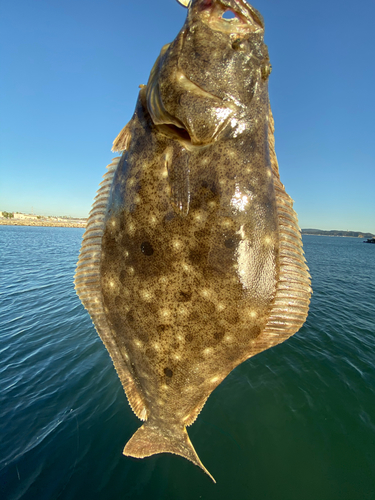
[302,229,374,238]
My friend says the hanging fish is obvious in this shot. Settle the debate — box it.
[75,0,311,482]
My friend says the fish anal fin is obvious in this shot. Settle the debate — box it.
[124,422,215,483]
[90,319,148,421]
[74,156,148,422]
[119,367,148,421]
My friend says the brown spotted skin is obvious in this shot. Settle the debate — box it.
[101,80,278,426]
[75,0,312,482]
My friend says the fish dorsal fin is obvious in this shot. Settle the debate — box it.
[164,145,191,216]
[254,107,312,350]
[112,123,132,152]
[74,156,148,421]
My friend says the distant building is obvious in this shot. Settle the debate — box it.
[13,213,38,220]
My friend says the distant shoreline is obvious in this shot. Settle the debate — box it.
[301,229,374,238]
[0,219,86,229]
[302,233,366,238]
[1,220,374,237]
[0,219,374,239]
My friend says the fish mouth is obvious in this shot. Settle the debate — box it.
[196,0,264,34]
[155,122,194,147]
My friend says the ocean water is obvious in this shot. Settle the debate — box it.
[0,226,374,500]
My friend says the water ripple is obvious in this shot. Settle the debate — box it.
[0,228,374,500]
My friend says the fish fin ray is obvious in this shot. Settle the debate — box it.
[124,423,215,482]
[112,123,132,152]
[268,105,280,178]
[257,106,312,348]
[183,395,209,427]
[74,156,148,421]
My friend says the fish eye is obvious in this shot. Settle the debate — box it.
[232,38,245,51]
[261,63,272,80]
[141,241,154,256]
[224,238,236,249]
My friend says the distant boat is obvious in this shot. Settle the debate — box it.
[364,237,375,244]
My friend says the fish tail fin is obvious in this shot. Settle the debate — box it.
[123,422,215,482]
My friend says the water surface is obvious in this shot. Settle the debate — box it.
[1,227,374,499]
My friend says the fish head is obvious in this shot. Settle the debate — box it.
[147,0,272,145]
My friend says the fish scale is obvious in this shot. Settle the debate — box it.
[75,0,311,482]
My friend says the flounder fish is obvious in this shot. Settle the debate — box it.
[75,0,311,482]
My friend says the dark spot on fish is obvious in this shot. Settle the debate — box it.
[164,212,175,222]
[157,324,171,335]
[119,269,127,285]
[224,238,236,249]
[102,233,118,256]
[188,311,199,322]
[242,324,261,339]
[225,170,236,180]
[137,329,149,342]
[185,333,194,343]
[147,302,159,314]
[214,329,225,341]
[210,183,218,195]
[145,348,155,359]
[178,291,192,302]
[189,249,204,265]
[126,311,135,324]
[251,325,261,337]
[226,310,239,325]
[164,368,173,378]
[200,301,216,315]
[141,241,154,256]
[201,180,208,189]
[120,234,128,247]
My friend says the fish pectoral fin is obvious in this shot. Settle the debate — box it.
[123,422,215,482]
[165,146,190,216]
[112,123,132,152]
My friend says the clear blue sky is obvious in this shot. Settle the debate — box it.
[1,0,374,232]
